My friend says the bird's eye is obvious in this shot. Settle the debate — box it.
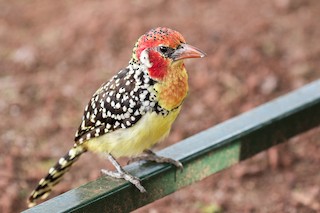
[159,46,168,54]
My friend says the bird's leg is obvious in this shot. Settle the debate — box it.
[101,153,146,193]
[128,149,183,170]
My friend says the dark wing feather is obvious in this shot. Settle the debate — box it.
[74,67,144,143]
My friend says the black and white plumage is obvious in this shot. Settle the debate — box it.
[74,65,169,144]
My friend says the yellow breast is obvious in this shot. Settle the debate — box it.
[84,107,181,158]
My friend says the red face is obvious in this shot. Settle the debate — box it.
[135,27,205,81]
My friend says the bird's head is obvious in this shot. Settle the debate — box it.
[132,27,206,81]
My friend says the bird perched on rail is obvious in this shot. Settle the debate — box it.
[28,27,206,207]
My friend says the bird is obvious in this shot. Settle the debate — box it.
[28,27,206,207]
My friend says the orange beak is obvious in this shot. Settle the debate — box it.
[172,43,206,61]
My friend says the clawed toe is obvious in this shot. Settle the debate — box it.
[128,149,183,171]
[101,169,146,193]
[103,154,147,193]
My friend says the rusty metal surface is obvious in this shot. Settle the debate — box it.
[23,79,320,213]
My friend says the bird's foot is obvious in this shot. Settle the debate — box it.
[101,169,146,193]
[128,149,183,171]
[103,153,146,192]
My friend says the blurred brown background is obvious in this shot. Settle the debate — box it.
[1,0,320,212]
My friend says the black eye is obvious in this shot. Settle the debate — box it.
[159,46,168,53]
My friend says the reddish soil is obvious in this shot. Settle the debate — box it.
[1,0,320,212]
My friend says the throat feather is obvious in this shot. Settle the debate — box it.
[156,65,188,111]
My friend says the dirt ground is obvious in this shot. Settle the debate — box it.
[1,0,320,212]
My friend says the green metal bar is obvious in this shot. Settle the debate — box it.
[23,80,320,213]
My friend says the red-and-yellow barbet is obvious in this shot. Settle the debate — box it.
[28,27,206,207]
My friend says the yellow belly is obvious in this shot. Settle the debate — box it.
[84,107,181,158]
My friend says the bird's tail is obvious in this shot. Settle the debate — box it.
[28,145,86,207]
